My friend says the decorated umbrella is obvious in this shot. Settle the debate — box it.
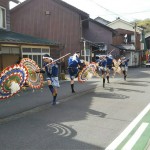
[20,58,43,89]
[78,62,98,83]
[112,59,122,77]
[0,64,28,100]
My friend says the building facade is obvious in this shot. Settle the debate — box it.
[82,18,115,61]
[0,0,58,72]
[10,0,115,64]
[107,18,143,67]
[10,0,89,59]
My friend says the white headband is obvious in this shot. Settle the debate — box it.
[43,56,53,60]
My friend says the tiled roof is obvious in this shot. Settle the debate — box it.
[0,29,58,46]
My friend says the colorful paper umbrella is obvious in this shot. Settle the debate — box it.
[78,62,98,83]
[20,58,44,89]
[0,64,28,100]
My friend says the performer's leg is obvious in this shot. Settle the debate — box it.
[69,68,76,93]
[47,80,57,104]
[124,71,127,80]
[102,71,105,88]
[48,80,54,94]
[106,76,109,83]
[112,68,116,78]
[122,70,126,80]
[48,84,54,94]
[71,79,75,93]
[52,88,58,105]
[106,70,110,83]
[103,78,105,88]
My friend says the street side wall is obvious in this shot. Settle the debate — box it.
[10,0,81,58]
[0,0,10,30]
[82,21,113,50]
[1,54,19,70]
[113,29,141,50]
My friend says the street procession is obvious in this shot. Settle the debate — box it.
[1,0,150,150]
[0,0,148,102]
[0,51,130,103]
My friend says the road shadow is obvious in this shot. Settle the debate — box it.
[127,80,150,84]
[0,67,149,150]
[105,87,145,93]
[118,82,148,87]
[0,118,104,150]
[93,91,129,99]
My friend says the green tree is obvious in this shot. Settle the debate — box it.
[131,19,150,33]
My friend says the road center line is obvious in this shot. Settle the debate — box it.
[105,103,150,150]
[122,122,149,150]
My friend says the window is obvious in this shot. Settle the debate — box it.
[81,49,90,56]
[32,48,41,53]
[141,43,144,50]
[127,34,135,43]
[22,46,50,67]
[86,49,90,56]
[0,6,6,29]
[42,48,50,53]
[22,48,32,53]
[131,35,135,43]
[1,47,20,54]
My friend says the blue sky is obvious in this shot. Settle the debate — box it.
[10,0,150,22]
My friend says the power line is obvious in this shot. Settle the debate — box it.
[62,0,149,22]
[100,10,150,16]
[119,10,150,15]
[90,0,120,17]
[89,0,138,21]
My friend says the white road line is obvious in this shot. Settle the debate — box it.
[105,103,150,150]
[122,122,149,150]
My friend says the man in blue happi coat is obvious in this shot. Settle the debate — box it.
[119,55,129,80]
[68,51,82,93]
[106,55,114,83]
[36,54,60,105]
[97,55,107,87]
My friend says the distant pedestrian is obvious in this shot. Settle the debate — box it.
[68,51,82,93]
[36,54,60,105]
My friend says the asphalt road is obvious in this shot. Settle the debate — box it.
[0,67,150,150]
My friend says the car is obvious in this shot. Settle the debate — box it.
[145,60,150,67]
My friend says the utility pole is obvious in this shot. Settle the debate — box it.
[83,40,86,61]
[134,22,137,51]
[134,22,140,66]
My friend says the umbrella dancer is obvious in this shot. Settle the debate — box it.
[119,56,129,80]
[97,55,107,88]
[106,55,114,83]
[68,51,82,93]
[36,54,60,105]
